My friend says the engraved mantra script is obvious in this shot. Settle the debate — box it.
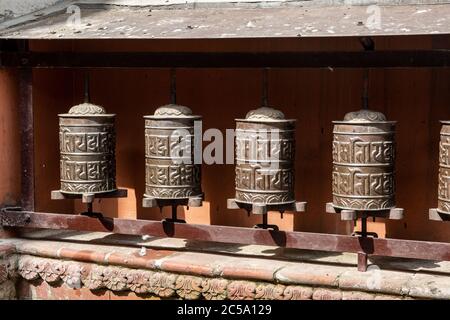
[438,134,450,213]
[146,164,200,187]
[60,160,111,181]
[60,129,114,154]
[332,170,394,196]
[332,138,394,164]
[145,133,193,158]
[332,127,396,210]
[59,122,116,194]
[236,167,293,191]
[235,136,294,161]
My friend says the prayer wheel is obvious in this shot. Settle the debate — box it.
[143,104,202,201]
[332,109,396,211]
[234,107,296,208]
[58,103,117,194]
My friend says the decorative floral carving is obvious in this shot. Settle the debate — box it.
[283,286,313,300]
[82,265,105,290]
[175,275,203,300]
[68,103,106,115]
[9,256,403,301]
[126,270,152,294]
[343,109,387,122]
[18,257,44,281]
[154,104,192,117]
[0,263,7,283]
[62,263,85,289]
[103,267,128,291]
[40,260,66,283]
[227,281,256,300]
[201,278,228,300]
[255,284,285,300]
[245,107,285,121]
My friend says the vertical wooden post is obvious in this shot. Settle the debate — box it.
[18,41,34,211]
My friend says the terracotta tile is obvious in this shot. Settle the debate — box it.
[0,244,15,257]
[221,258,290,281]
[338,269,412,295]
[106,249,176,269]
[275,263,346,287]
[159,252,227,277]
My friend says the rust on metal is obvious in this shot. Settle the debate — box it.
[332,109,397,211]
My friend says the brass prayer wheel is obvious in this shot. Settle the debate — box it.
[58,103,117,194]
[332,109,396,211]
[234,107,296,207]
[438,121,450,214]
[143,104,202,200]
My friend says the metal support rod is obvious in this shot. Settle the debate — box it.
[170,68,176,105]
[261,68,269,107]
[361,217,367,237]
[262,213,268,227]
[171,205,177,221]
[357,216,369,271]
[84,73,90,103]
[358,252,369,272]
[360,37,375,110]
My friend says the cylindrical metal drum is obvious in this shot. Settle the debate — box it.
[332,109,396,211]
[234,107,296,206]
[438,121,450,214]
[144,104,202,200]
[58,103,116,194]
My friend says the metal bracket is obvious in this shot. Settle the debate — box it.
[142,195,203,209]
[51,189,128,216]
[227,199,307,215]
[51,189,128,203]
[325,202,404,221]
[429,208,450,222]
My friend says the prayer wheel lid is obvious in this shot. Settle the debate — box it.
[333,109,395,124]
[237,107,295,122]
[59,102,115,117]
[144,104,201,119]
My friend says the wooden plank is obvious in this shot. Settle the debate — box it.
[1,210,450,262]
[0,51,449,68]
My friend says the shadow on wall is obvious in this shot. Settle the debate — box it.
[30,40,450,242]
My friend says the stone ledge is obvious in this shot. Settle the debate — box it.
[1,236,450,300]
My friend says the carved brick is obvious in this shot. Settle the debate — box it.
[227,281,256,300]
[283,285,313,300]
[255,284,285,300]
[201,278,228,300]
[175,275,203,300]
[149,272,177,298]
